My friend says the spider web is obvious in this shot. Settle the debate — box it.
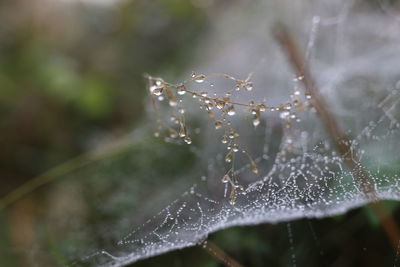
[79,90,400,266]
[68,1,400,266]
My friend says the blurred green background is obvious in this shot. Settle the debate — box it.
[0,0,208,196]
[0,0,210,265]
[0,0,399,266]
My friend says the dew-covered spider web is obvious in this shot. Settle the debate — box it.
[6,0,400,266]
[67,0,400,265]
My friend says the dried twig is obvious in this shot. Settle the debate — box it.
[273,23,400,249]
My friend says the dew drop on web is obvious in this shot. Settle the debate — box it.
[227,105,236,116]
[195,75,206,83]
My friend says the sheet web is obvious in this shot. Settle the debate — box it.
[79,90,400,266]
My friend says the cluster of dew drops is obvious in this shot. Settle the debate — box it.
[147,72,312,205]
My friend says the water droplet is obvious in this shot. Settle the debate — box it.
[151,87,163,96]
[227,105,236,116]
[222,135,228,144]
[305,93,312,99]
[280,111,290,119]
[232,144,239,152]
[259,104,266,112]
[195,75,206,83]
[191,71,196,78]
[149,78,165,95]
[245,82,253,91]
[177,86,186,95]
[166,89,177,107]
[154,131,160,137]
[158,95,164,101]
[201,91,208,97]
[293,75,304,82]
[149,85,157,92]
[234,184,243,189]
[216,101,225,110]
[178,108,185,114]
[253,117,261,127]
[169,99,177,107]
[228,131,239,139]
[184,136,192,144]
[215,120,223,129]
[225,150,233,163]
[294,89,301,96]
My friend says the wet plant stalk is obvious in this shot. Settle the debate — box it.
[274,24,400,249]
[202,240,244,267]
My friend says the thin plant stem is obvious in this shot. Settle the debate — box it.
[0,138,138,211]
[202,240,244,267]
[273,23,400,249]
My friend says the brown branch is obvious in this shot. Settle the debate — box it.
[202,240,244,267]
[273,23,400,249]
